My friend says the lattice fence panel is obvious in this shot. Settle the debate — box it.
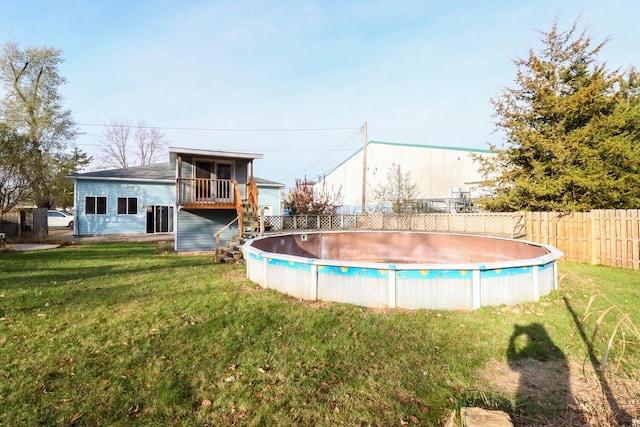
[365,214,384,230]
[319,215,333,230]
[265,216,282,231]
[282,216,295,230]
[265,213,521,236]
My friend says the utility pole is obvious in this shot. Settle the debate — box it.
[361,121,368,214]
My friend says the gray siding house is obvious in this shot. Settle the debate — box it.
[71,147,283,252]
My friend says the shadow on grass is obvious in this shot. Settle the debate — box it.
[0,246,213,291]
[506,323,584,425]
[564,296,632,426]
[0,244,220,317]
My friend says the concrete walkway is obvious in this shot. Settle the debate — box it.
[61,233,174,244]
[1,231,174,252]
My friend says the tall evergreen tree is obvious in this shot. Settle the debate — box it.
[476,20,640,211]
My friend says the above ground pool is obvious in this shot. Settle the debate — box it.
[242,231,564,310]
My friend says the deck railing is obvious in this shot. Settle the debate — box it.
[178,178,236,207]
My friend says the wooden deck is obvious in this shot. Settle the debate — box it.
[178,178,237,209]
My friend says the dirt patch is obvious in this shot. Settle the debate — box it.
[479,358,640,426]
[222,268,249,281]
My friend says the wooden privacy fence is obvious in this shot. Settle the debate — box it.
[0,208,48,240]
[526,210,640,270]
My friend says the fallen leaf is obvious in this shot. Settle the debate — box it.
[255,391,263,399]
[410,415,419,424]
[202,399,212,406]
[224,376,235,382]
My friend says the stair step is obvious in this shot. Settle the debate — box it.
[217,253,237,264]
[226,240,241,250]
[217,247,244,263]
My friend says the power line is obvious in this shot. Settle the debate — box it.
[72,141,358,152]
[76,122,360,132]
[280,128,364,183]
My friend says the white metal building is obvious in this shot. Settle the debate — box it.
[316,140,494,213]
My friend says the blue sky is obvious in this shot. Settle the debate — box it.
[1,0,639,187]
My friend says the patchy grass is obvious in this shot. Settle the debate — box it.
[0,244,638,426]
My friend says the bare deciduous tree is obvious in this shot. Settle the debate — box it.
[98,119,168,169]
[136,125,167,166]
[0,127,31,216]
[373,163,419,213]
[285,177,342,215]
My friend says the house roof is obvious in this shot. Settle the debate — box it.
[72,162,175,182]
[169,146,263,160]
[70,162,284,187]
[254,177,285,187]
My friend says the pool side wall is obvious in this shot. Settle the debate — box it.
[243,233,563,311]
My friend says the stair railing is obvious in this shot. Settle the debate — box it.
[246,180,259,217]
[214,215,239,256]
[233,181,243,235]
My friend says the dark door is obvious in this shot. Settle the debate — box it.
[215,163,233,200]
[195,161,214,200]
[146,205,174,233]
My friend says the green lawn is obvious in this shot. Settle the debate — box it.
[0,243,638,426]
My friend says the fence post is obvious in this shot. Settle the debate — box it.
[631,210,640,270]
[34,207,48,240]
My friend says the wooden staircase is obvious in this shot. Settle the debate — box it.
[216,203,261,264]
[240,203,260,235]
[217,235,245,264]
[216,178,260,263]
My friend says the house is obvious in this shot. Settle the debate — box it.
[70,147,284,252]
[252,177,285,217]
[315,140,494,213]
